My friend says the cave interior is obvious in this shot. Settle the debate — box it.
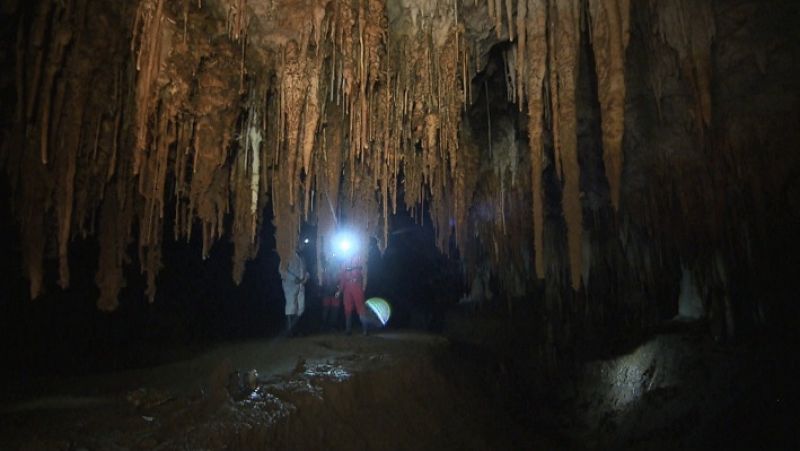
[0,0,799,449]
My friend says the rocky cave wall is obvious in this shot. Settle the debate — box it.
[0,0,797,349]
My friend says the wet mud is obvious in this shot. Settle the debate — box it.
[0,332,539,450]
[1,324,797,450]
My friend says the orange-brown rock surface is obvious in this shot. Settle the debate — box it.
[0,0,797,345]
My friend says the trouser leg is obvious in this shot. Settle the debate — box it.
[343,288,354,334]
[344,285,366,336]
[353,288,366,317]
[343,290,354,318]
[354,288,366,335]
[296,289,305,318]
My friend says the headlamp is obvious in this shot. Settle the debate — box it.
[333,231,358,258]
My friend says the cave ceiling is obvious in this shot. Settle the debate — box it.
[0,0,797,334]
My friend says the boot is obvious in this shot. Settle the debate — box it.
[286,314,297,336]
[345,314,352,336]
[360,315,368,336]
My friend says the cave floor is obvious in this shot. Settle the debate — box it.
[0,325,797,450]
[0,331,540,450]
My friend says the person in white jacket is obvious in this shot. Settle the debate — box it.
[281,240,308,336]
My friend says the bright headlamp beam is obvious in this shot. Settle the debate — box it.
[333,231,357,257]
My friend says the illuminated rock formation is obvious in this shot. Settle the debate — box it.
[0,0,797,344]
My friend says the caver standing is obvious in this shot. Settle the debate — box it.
[320,257,342,330]
[281,240,308,336]
[339,250,368,335]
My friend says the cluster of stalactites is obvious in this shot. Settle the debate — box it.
[489,0,631,288]
[393,4,471,256]
[506,0,710,290]
[129,0,244,307]
[3,0,721,310]
[261,0,389,271]
[647,0,714,132]
[268,0,476,272]
[2,0,139,310]
[3,0,518,310]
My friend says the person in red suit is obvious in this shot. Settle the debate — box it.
[320,257,341,330]
[339,250,368,335]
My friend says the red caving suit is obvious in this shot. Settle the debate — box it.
[321,261,341,309]
[339,254,366,319]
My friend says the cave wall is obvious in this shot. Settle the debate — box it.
[616,0,800,341]
[0,0,797,349]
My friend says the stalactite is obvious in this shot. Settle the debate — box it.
[96,177,135,312]
[588,0,630,211]
[187,44,240,259]
[19,162,46,300]
[513,0,526,106]
[526,0,548,278]
[39,27,73,166]
[278,39,305,210]
[301,49,325,180]
[649,0,715,132]
[137,109,171,303]
[39,2,81,290]
[24,0,52,125]
[54,77,85,290]
[131,0,167,175]
[552,0,582,290]
[226,0,248,41]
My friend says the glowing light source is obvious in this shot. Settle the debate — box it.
[303,238,310,244]
[333,231,358,258]
[365,297,391,326]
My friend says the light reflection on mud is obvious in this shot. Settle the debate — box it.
[303,362,352,382]
[231,360,353,419]
[237,387,295,425]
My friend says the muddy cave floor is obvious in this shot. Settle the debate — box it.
[0,312,798,450]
